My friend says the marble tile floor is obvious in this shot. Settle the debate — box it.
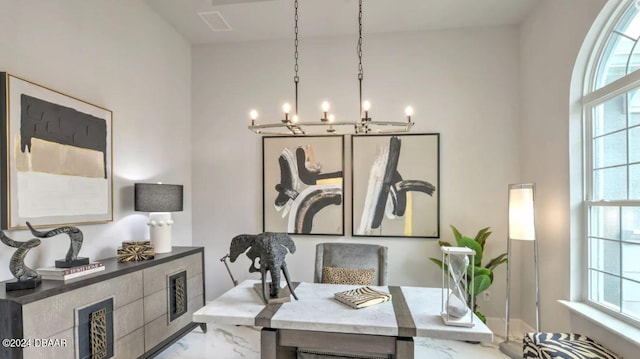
[156,324,510,359]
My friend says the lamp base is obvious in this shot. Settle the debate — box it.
[499,341,522,359]
[149,212,173,253]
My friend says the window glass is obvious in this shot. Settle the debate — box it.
[631,165,640,200]
[629,45,640,74]
[590,270,621,309]
[622,279,640,320]
[615,7,640,39]
[596,33,635,88]
[622,243,640,282]
[630,127,640,163]
[590,237,621,276]
[593,131,627,168]
[628,90,640,127]
[590,206,620,239]
[622,207,640,242]
[593,93,626,136]
[593,167,627,200]
[596,6,640,89]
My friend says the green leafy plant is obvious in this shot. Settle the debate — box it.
[428,225,507,323]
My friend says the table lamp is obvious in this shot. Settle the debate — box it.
[500,183,539,359]
[134,183,183,253]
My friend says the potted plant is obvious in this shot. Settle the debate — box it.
[429,225,507,323]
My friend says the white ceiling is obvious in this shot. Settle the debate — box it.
[144,0,540,44]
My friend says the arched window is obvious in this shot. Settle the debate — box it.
[584,1,640,326]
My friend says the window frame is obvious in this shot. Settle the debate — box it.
[583,1,640,328]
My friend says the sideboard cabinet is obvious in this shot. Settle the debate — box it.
[0,246,205,359]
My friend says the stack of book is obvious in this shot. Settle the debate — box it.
[334,286,392,309]
[36,262,105,281]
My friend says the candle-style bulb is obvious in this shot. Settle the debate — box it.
[405,106,414,117]
[250,109,258,120]
[322,101,330,112]
[328,114,335,123]
[292,114,299,123]
[362,100,371,111]
[282,103,291,114]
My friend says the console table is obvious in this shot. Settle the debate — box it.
[193,280,493,359]
[0,246,205,359]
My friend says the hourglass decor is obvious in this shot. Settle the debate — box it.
[440,246,475,327]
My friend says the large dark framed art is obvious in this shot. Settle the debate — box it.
[0,73,113,230]
[352,133,439,238]
[263,135,344,235]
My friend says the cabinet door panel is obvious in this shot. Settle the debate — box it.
[22,272,142,339]
[143,253,202,295]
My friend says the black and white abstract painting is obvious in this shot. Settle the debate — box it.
[352,134,439,238]
[263,136,344,235]
[0,73,113,230]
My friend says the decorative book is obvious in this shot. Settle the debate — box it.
[37,262,105,280]
[333,286,392,309]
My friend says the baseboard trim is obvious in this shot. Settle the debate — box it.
[485,317,535,341]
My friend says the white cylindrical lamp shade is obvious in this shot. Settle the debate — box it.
[508,183,536,241]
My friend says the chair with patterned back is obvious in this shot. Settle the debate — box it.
[523,333,621,359]
[314,242,388,286]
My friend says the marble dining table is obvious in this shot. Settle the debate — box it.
[193,280,493,359]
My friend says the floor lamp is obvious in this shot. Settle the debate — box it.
[500,183,540,359]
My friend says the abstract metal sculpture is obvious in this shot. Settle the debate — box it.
[220,254,239,287]
[229,232,299,304]
[0,230,42,291]
[26,222,89,268]
[117,241,155,263]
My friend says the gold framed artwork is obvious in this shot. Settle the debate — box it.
[1,73,113,229]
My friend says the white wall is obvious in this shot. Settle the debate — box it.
[4,1,632,351]
[519,0,640,357]
[192,26,521,321]
[0,0,192,279]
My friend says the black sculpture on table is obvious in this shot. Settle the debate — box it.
[26,222,88,268]
[229,232,299,305]
[0,230,42,291]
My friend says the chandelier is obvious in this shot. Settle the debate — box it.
[247,0,414,136]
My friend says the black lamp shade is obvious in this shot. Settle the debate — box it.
[134,183,183,212]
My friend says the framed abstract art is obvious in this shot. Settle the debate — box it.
[352,133,439,238]
[1,73,113,229]
[263,135,344,235]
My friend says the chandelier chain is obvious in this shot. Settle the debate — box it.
[357,0,363,81]
[294,0,299,82]
[357,0,364,121]
[294,0,299,113]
